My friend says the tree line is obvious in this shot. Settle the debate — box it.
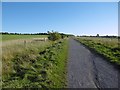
[0,32,49,35]
[78,34,119,38]
[1,31,74,41]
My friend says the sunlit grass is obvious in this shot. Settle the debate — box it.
[2,38,68,88]
[2,40,52,80]
[77,37,118,48]
[76,37,120,65]
[1,35,48,42]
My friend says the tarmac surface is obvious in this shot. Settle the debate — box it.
[67,38,119,88]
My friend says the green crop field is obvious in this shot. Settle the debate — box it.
[1,35,48,41]
[76,37,120,65]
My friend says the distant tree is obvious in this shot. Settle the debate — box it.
[96,34,99,37]
[60,33,66,39]
[2,32,9,35]
[47,31,50,34]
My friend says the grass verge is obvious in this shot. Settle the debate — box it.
[2,39,68,88]
[2,40,51,80]
[75,37,120,66]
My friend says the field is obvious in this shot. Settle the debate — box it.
[1,34,48,41]
[1,34,68,88]
[1,34,120,88]
[76,37,120,65]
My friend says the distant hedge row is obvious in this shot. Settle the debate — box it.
[0,32,48,35]
[78,36,119,38]
[0,32,74,38]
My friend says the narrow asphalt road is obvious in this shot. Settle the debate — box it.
[67,38,119,88]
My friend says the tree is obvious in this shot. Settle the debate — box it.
[48,31,61,41]
[47,31,50,34]
[96,34,99,37]
[60,33,66,39]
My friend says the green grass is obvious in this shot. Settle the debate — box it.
[1,35,48,41]
[47,39,68,88]
[2,39,68,88]
[2,40,52,80]
[76,37,120,66]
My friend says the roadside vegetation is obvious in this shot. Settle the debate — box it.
[76,36,120,66]
[2,40,51,80]
[48,31,61,41]
[2,31,68,88]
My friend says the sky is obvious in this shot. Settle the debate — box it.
[2,0,120,2]
[2,2,118,36]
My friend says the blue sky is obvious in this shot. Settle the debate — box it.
[2,2,118,36]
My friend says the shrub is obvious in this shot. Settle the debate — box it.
[48,31,61,41]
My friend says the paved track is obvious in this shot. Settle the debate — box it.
[67,38,119,88]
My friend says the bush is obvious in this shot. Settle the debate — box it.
[48,31,61,41]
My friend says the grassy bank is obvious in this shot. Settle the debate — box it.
[2,39,68,88]
[76,37,120,66]
[1,35,48,41]
[2,40,52,80]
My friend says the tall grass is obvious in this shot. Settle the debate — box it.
[2,38,68,88]
[77,37,118,48]
[1,35,48,41]
[2,40,52,80]
[76,37,120,65]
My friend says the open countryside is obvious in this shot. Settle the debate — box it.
[1,2,120,89]
[1,32,120,88]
